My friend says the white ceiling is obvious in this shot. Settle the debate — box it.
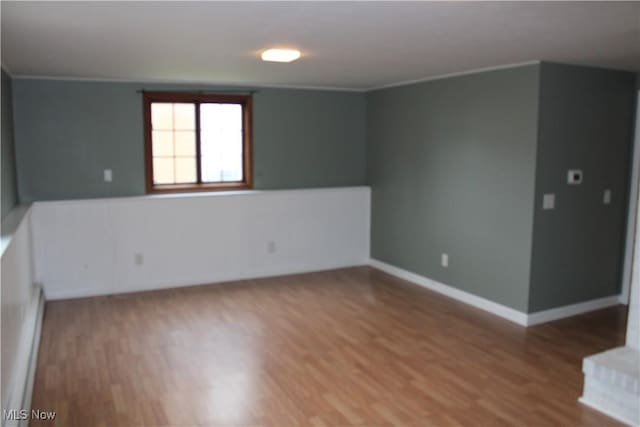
[2,1,639,91]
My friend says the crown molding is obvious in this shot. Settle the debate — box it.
[11,74,367,93]
[10,61,547,93]
[367,60,541,91]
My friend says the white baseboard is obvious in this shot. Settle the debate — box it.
[18,289,45,427]
[3,288,45,427]
[618,293,630,305]
[369,258,621,327]
[369,258,528,325]
[527,295,621,326]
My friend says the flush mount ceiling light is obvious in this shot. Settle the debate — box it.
[261,48,301,63]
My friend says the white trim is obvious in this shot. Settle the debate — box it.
[11,61,544,93]
[28,185,369,207]
[367,60,541,91]
[619,293,631,305]
[578,396,636,427]
[18,290,45,427]
[3,288,44,427]
[527,295,621,326]
[369,258,622,327]
[12,74,366,93]
[369,258,528,325]
[620,89,640,306]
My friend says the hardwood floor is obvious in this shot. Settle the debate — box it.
[31,267,627,426]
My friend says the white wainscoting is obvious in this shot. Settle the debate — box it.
[31,187,371,300]
[1,205,44,426]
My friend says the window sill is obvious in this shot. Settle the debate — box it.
[27,186,371,206]
[147,182,251,194]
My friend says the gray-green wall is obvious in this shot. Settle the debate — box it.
[368,62,636,313]
[368,65,541,312]
[12,79,366,201]
[1,69,19,219]
[528,63,636,311]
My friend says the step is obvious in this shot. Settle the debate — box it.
[580,346,640,426]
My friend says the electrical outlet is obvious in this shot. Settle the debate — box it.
[543,193,555,210]
[267,241,276,253]
[441,253,449,268]
[104,169,113,182]
[603,189,612,205]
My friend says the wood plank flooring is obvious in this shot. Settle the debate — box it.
[30,267,627,426]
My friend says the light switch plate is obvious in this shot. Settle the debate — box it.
[441,253,448,268]
[104,169,112,182]
[543,193,555,210]
[603,189,612,205]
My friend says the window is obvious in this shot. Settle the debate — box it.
[143,92,252,193]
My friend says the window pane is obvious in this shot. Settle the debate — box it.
[200,103,242,132]
[221,157,243,181]
[200,155,222,182]
[201,130,243,182]
[174,131,196,157]
[174,157,197,183]
[152,131,173,157]
[153,157,174,184]
[200,103,244,183]
[173,103,195,130]
[151,104,173,130]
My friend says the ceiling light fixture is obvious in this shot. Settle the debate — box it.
[261,48,301,63]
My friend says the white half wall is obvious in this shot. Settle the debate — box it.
[31,187,371,300]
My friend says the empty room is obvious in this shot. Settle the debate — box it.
[1,1,640,426]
